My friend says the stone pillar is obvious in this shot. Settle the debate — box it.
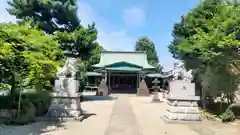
[113,74,115,88]
[136,73,138,89]
[97,78,109,96]
[137,75,150,96]
[108,71,111,91]
[105,72,107,82]
[137,73,140,88]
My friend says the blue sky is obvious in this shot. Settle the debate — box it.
[0,0,200,71]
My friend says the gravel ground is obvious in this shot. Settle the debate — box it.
[0,96,116,135]
[130,96,199,135]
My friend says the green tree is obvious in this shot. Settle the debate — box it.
[7,0,80,34]
[168,0,240,107]
[0,23,63,96]
[7,0,102,66]
[85,44,104,71]
[54,23,99,60]
[135,36,162,72]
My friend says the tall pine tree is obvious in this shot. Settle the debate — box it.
[7,0,80,34]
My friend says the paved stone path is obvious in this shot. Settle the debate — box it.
[1,93,240,135]
[104,96,142,135]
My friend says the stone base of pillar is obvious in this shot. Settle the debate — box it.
[97,79,109,96]
[137,79,150,96]
[151,92,161,102]
[48,96,82,120]
[163,96,201,123]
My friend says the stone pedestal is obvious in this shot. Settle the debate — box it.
[152,91,161,102]
[49,78,82,119]
[137,79,149,96]
[97,79,108,96]
[151,79,161,102]
[163,80,201,123]
[152,86,161,102]
[164,96,201,122]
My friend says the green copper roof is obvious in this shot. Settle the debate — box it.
[147,73,164,78]
[86,72,102,76]
[147,72,174,78]
[93,51,155,69]
[105,66,142,72]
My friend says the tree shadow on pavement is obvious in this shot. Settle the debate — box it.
[0,119,67,135]
[82,95,117,102]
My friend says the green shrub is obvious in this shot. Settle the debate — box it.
[232,107,240,117]
[22,91,51,116]
[0,95,18,109]
[200,109,218,120]
[0,91,51,119]
[5,99,36,125]
[220,109,235,123]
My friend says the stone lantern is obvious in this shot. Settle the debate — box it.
[152,78,161,102]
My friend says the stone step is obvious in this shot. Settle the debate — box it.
[166,107,200,114]
[162,115,202,124]
[164,111,201,121]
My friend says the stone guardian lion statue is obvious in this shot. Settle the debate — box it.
[57,58,77,78]
[172,60,193,82]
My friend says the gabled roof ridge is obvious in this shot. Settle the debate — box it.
[104,61,143,68]
[92,50,155,69]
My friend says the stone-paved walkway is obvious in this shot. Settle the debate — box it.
[1,93,240,135]
[104,95,142,135]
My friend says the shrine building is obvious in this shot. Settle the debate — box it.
[86,51,172,94]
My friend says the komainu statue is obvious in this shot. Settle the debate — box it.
[172,60,193,82]
[57,58,77,78]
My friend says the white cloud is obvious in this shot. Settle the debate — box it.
[98,30,135,51]
[0,0,16,23]
[78,1,135,51]
[123,7,146,27]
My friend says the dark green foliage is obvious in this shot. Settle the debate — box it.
[7,0,101,63]
[135,36,162,72]
[220,109,235,123]
[0,91,51,116]
[85,45,104,71]
[22,91,51,116]
[54,23,100,61]
[7,0,103,77]
[0,91,51,125]
[168,0,240,122]
[5,100,36,125]
[0,95,18,109]
[7,0,80,34]
[201,102,237,121]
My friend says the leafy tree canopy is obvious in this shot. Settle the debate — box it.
[84,44,104,71]
[7,0,103,69]
[0,23,63,93]
[54,23,99,60]
[169,0,240,65]
[135,36,162,72]
[168,0,240,98]
[7,0,80,34]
